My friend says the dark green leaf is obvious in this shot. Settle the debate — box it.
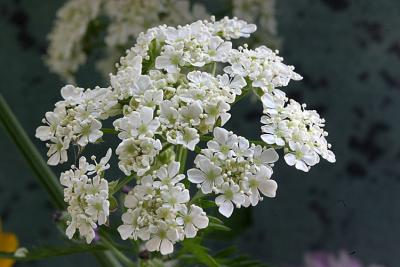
[182,240,220,267]
[0,244,107,261]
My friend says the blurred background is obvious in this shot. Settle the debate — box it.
[1,0,399,266]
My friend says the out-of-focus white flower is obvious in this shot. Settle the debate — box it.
[232,0,279,47]
[45,0,102,83]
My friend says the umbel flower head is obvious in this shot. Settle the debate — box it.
[60,149,111,243]
[36,17,335,255]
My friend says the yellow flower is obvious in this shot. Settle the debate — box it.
[0,220,18,267]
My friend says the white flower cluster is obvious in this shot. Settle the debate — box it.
[108,17,262,175]
[37,17,336,256]
[261,99,336,172]
[118,162,208,255]
[46,0,102,83]
[60,149,111,243]
[188,128,279,218]
[35,85,118,165]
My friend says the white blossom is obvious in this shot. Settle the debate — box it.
[261,99,335,172]
[118,162,208,255]
[188,127,279,217]
[177,205,209,238]
[36,17,336,253]
[61,151,111,243]
[116,137,162,176]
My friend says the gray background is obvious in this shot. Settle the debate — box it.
[1,0,399,266]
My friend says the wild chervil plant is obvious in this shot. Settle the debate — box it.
[35,16,335,262]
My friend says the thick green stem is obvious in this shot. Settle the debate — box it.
[93,251,124,267]
[0,94,65,209]
[100,231,137,267]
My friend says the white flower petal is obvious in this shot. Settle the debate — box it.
[218,201,234,218]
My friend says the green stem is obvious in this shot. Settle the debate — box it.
[102,128,118,135]
[94,251,124,267]
[189,190,205,205]
[100,231,137,267]
[176,145,188,174]
[211,62,217,76]
[0,94,65,209]
[232,87,252,105]
[111,174,135,195]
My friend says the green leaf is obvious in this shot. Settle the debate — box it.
[0,94,65,209]
[207,216,224,225]
[206,223,231,232]
[197,199,217,209]
[182,240,220,267]
[213,247,237,258]
[0,244,107,261]
[102,128,119,135]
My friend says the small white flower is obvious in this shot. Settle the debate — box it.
[154,162,185,187]
[35,109,66,141]
[146,222,179,255]
[88,148,112,175]
[74,119,103,146]
[179,102,203,126]
[46,137,70,166]
[215,183,245,218]
[284,144,319,172]
[177,205,209,238]
[159,100,179,127]
[161,187,190,208]
[247,165,277,206]
[176,127,200,151]
[61,85,84,105]
[207,127,237,159]
[156,46,184,73]
[188,159,223,194]
[219,74,247,95]
[132,75,153,96]
[252,146,279,166]
[116,137,162,176]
